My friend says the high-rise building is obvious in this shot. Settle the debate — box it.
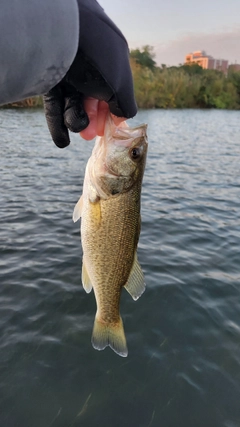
[185,51,228,74]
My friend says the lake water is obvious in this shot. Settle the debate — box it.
[0,108,240,427]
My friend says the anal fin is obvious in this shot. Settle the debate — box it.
[124,252,145,301]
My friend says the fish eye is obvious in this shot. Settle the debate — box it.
[130,147,141,160]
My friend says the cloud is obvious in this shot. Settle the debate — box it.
[153,27,240,66]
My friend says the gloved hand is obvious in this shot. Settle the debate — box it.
[43,0,137,148]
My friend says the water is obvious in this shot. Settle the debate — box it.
[0,108,240,427]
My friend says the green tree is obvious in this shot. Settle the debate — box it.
[130,45,156,71]
[228,71,240,105]
[180,63,204,75]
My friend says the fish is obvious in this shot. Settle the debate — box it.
[73,115,148,357]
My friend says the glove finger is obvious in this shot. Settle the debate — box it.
[43,86,70,148]
[64,92,89,133]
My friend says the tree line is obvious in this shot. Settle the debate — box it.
[2,46,240,110]
[130,46,240,109]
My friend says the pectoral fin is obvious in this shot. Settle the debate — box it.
[124,252,145,301]
[82,259,92,293]
[73,196,83,222]
[88,199,102,229]
[88,184,100,204]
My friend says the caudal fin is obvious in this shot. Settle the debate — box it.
[91,316,128,357]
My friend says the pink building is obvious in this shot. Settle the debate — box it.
[185,51,228,74]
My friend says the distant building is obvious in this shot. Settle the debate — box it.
[228,63,240,73]
[185,51,228,74]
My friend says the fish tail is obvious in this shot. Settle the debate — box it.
[91,315,128,358]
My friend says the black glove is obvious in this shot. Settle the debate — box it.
[43,0,137,148]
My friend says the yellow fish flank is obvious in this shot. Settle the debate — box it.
[73,116,148,357]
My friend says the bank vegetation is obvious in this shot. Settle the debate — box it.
[130,46,240,109]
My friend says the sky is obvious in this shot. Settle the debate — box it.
[99,0,240,66]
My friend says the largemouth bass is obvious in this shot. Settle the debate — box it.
[73,115,148,357]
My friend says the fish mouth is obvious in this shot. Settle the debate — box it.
[106,169,129,178]
[105,161,130,178]
[112,123,148,147]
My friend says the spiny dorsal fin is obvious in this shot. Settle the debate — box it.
[124,252,145,301]
[73,196,83,223]
[82,259,93,293]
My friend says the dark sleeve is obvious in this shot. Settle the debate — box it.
[76,0,136,118]
[0,0,79,106]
